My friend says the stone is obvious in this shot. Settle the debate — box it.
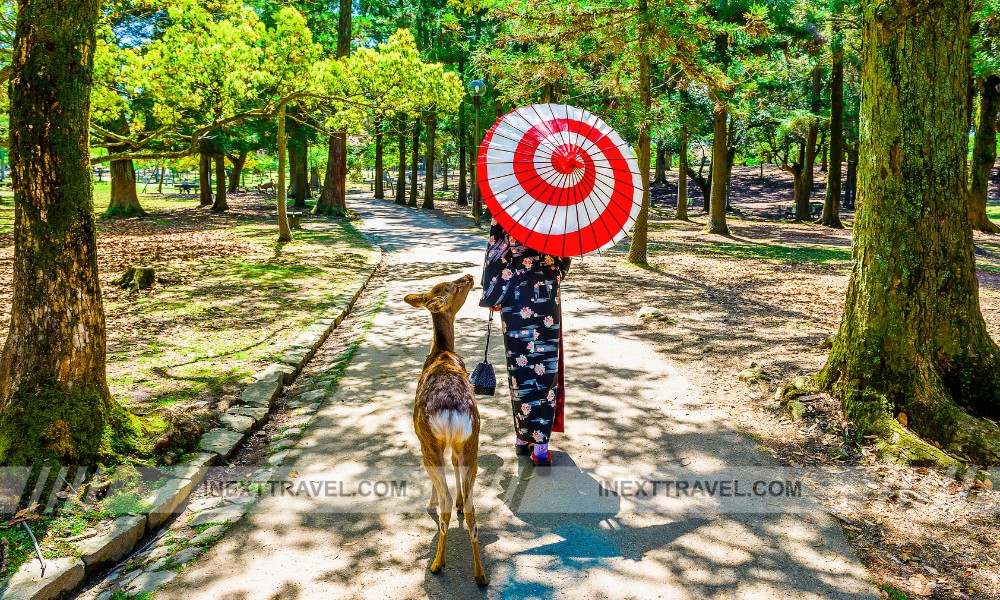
[79,515,147,572]
[167,452,217,487]
[5,557,85,600]
[256,363,296,385]
[120,569,179,596]
[226,406,269,426]
[793,375,812,390]
[146,477,196,529]
[190,524,226,546]
[186,495,228,513]
[281,427,302,438]
[785,399,806,421]
[637,306,675,323]
[279,347,312,370]
[199,428,245,461]
[169,547,201,566]
[141,545,173,565]
[267,440,293,453]
[188,503,247,527]
[239,371,283,409]
[267,450,289,466]
[292,389,326,404]
[736,363,770,384]
[219,413,255,435]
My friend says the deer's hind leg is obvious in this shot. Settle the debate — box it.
[422,443,452,574]
[452,446,465,512]
[458,433,489,586]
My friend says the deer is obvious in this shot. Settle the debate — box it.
[404,274,489,586]
[257,180,276,195]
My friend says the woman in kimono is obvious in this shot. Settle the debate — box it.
[481,219,570,466]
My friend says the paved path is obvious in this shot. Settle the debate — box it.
[159,197,880,599]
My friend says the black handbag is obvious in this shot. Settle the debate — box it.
[470,311,497,396]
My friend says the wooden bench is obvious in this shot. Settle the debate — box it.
[364,173,395,194]
[286,211,303,229]
[175,183,201,194]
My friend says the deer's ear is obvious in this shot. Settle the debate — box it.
[425,297,447,313]
[404,294,425,308]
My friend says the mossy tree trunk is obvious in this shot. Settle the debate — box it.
[408,119,420,208]
[676,133,688,220]
[211,154,228,212]
[198,152,213,206]
[423,109,436,210]
[626,44,652,266]
[818,0,1000,465]
[227,151,247,194]
[0,0,139,464]
[106,155,146,218]
[706,102,729,234]
[969,74,1000,233]
[276,103,292,243]
[396,118,407,206]
[374,125,385,200]
[819,23,845,229]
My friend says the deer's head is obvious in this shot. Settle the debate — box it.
[404,274,475,317]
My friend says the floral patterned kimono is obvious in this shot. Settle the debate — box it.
[480,219,569,445]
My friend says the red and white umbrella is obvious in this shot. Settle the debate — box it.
[477,104,643,257]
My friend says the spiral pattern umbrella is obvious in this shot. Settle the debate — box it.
[477,104,642,257]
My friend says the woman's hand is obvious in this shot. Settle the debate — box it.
[489,306,502,313]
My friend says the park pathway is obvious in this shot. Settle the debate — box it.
[157,196,880,599]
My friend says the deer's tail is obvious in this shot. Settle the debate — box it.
[428,409,473,448]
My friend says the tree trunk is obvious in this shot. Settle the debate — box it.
[676,134,688,220]
[276,104,292,243]
[212,154,228,211]
[310,166,320,190]
[0,0,138,464]
[805,65,822,194]
[199,152,213,206]
[374,127,385,200]
[844,143,858,209]
[315,133,347,215]
[653,142,667,186]
[314,0,352,216]
[157,165,165,194]
[686,160,711,209]
[442,154,449,191]
[707,102,729,234]
[423,110,436,209]
[627,48,652,265]
[106,157,146,217]
[396,120,407,206]
[665,151,672,171]
[458,68,468,206]
[820,27,845,228]
[227,151,247,193]
[969,74,1000,233]
[408,119,420,208]
[794,142,811,221]
[288,125,309,208]
[818,0,1000,465]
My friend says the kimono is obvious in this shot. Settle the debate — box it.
[480,219,569,444]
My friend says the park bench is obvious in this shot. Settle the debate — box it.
[175,182,201,195]
[363,172,395,195]
[784,202,823,220]
[277,210,303,229]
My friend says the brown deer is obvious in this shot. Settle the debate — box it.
[404,274,489,586]
[257,180,276,195]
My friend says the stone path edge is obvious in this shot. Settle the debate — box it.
[2,232,382,600]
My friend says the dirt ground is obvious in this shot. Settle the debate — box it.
[429,164,1000,599]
